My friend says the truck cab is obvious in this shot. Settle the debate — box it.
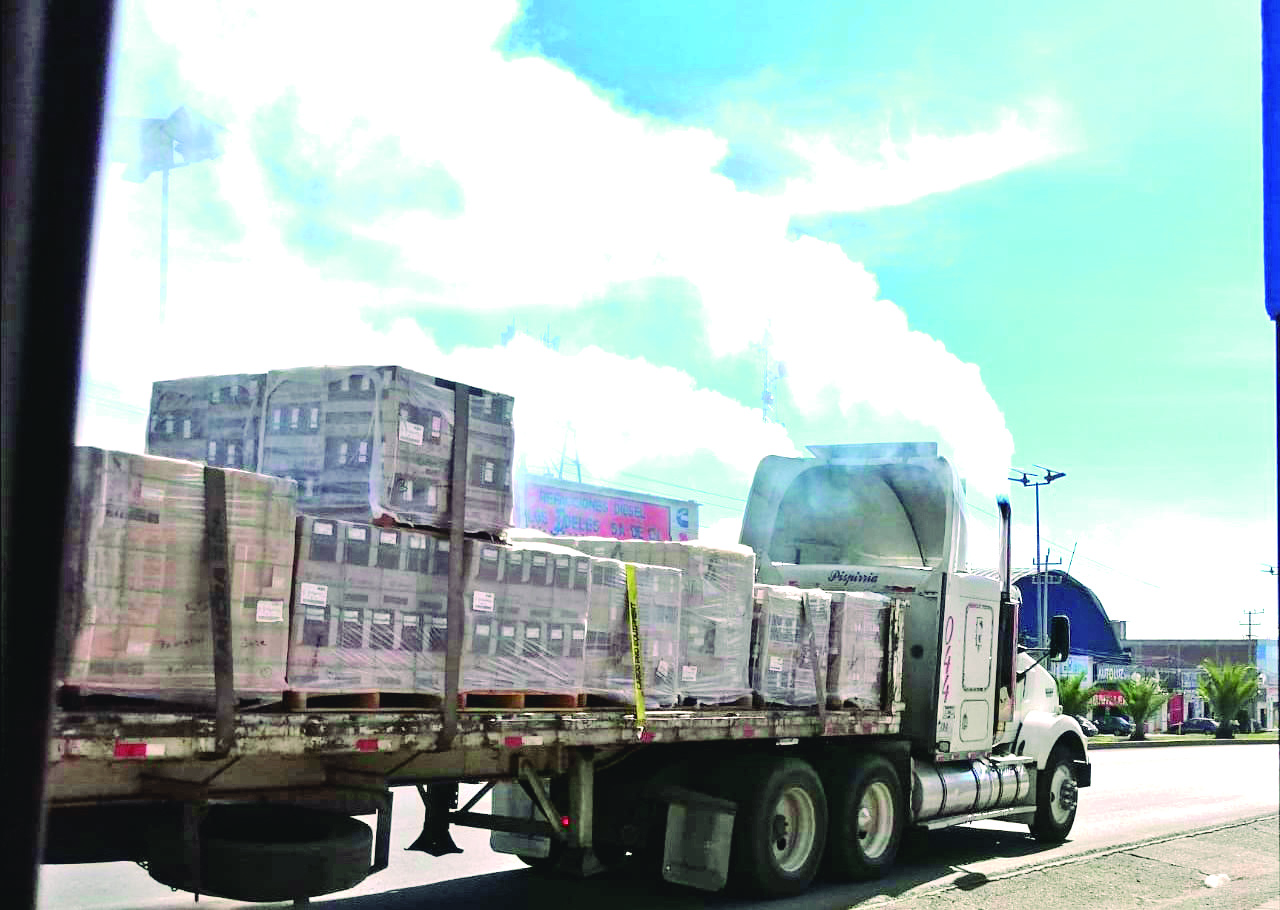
[740,442,1089,831]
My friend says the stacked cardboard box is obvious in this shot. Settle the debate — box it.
[508,534,755,705]
[149,365,515,534]
[750,585,832,707]
[60,448,296,700]
[827,591,892,708]
[582,557,681,707]
[286,527,589,696]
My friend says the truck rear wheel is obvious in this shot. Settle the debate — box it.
[1030,746,1078,843]
[146,805,372,902]
[723,756,827,897]
[823,754,903,880]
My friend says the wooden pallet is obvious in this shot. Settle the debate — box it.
[458,691,585,710]
[282,690,442,712]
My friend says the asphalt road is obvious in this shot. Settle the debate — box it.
[37,743,1279,910]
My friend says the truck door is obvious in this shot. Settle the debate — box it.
[934,573,1001,756]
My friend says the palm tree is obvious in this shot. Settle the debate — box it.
[1198,660,1261,740]
[1054,671,1100,718]
[1116,674,1169,741]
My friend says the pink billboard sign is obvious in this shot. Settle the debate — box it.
[1168,694,1184,727]
[1093,690,1125,708]
[522,482,679,541]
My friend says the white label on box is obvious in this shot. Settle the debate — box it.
[372,611,391,624]
[472,591,495,613]
[610,606,621,623]
[681,665,698,682]
[141,486,165,502]
[769,656,784,672]
[408,534,426,550]
[304,606,326,622]
[127,641,151,656]
[651,642,659,658]
[314,521,334,536]
[310,407,319,429]
[182,418,192,439]
[300,583,329,607]
[379,531,398,546]
[571,628,586,640]
[341,609,360,623]
[476,623,491,636]
[526,626,541,639]
[399,420,425,445]
[658,660,671,677]
[348,527,367,542]
[550,627,563,640]
[256,600,285,623]
[501,625,517,637]
[402,614,419,627]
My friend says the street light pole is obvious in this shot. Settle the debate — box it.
[1010,465,1066,648]
[159,165,169,316]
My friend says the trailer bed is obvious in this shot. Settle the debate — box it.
[46,704,903,802]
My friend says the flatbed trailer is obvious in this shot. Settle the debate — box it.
[41,443,1090,905]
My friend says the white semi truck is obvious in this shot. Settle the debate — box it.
[42,441,1089,903]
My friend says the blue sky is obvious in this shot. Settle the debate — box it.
[77,0,1275,639]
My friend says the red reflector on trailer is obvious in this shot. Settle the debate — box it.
[356,739,379,752]
[560,816,571,828]
[114,742,163,758]
[503,736,523,748]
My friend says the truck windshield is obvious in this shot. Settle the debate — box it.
[767,463,951,569]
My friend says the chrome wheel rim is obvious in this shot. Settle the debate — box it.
[1048,764,1077,824]
[770,785,817,873]
[856,780,895,859]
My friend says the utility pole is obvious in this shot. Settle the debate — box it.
[1010,465,1067,649]
[1242,608,1265,639]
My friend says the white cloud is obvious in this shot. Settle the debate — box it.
[85,0,1061,508]
[779,106,1063,215]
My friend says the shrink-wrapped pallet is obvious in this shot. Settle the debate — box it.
[582,558,681,707]
[750,585,831,707]
[60,448,296,701]
[827,591,893,708]
[507,533,755,705]
[288,528,588,697]
[149,365,514,534]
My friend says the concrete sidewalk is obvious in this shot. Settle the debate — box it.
[875,814,1279,910]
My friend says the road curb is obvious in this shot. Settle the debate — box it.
[1088,737,1278,750]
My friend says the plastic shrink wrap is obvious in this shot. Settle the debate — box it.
[827,590,893,708]
[149,365,514,534]
[750,585,831,707]
[60,448,296,701]
[507,533,754,705]
[287,526,588,696]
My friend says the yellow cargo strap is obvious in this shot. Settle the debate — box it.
[625,565,646,732]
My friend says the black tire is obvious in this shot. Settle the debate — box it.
[822,755,904,880]
[721,756,828,897]
[1030,746,1079,843]
[146,805,372,902]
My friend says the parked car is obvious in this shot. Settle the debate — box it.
[1074,715,1099,737]
[1179,717,1218,735]
[1094,715,1133,736]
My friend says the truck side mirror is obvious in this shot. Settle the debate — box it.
[1049,614,1070,662]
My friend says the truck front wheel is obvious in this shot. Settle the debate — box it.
[823,754,903,880]
[723,756,827,897]
[1030,746,1078,843]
